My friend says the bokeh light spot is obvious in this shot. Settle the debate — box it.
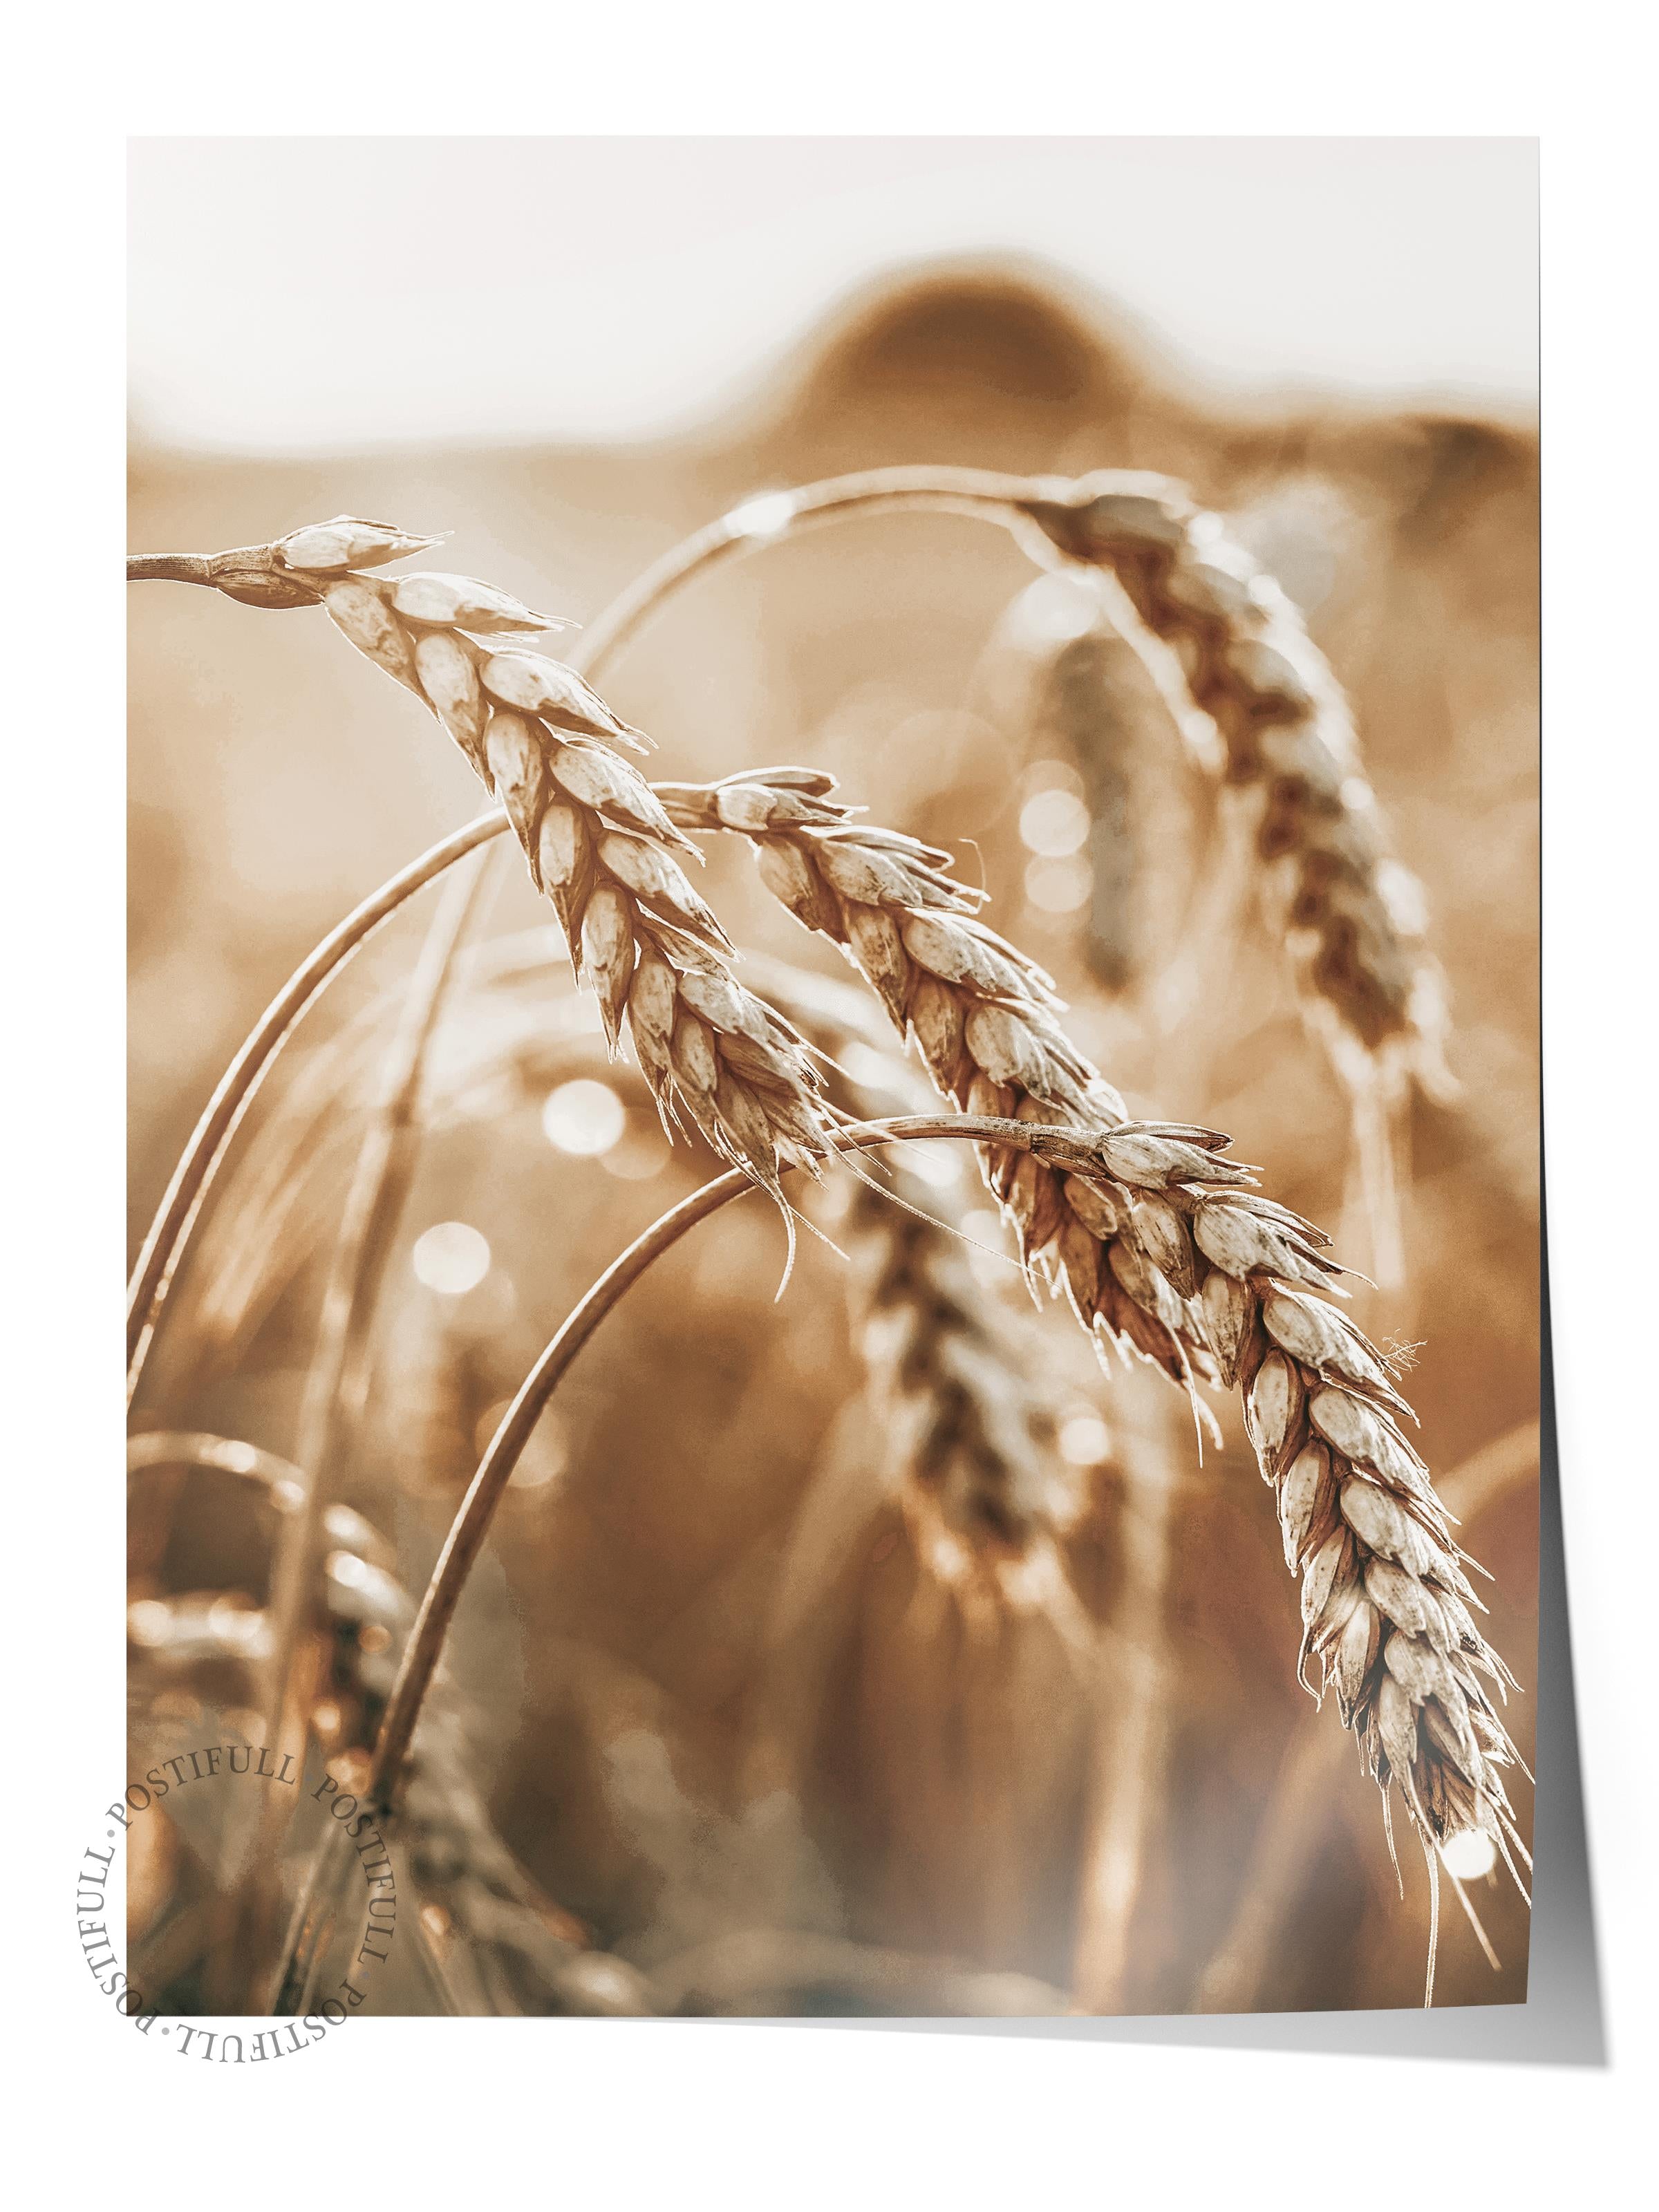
[1020,787,1091,856]
[411,1220,491,1295]
[543,1078,626,1156]
[207,1595,262,1644]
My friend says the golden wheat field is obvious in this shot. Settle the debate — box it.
[126,243,1540,2023]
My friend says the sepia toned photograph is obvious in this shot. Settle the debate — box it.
[123,135,1541,2032]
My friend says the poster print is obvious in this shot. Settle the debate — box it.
[124,138,1539,2031]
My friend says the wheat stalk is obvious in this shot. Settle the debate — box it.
[660,767,1525,1905]
[662,768,1213,1378]
[1004,536,1441,1284]
[304,524,845,1207]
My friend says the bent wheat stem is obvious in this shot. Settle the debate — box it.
[272,1112,1136,2008]
[259,851,489,1741]
[223,853,494,2007]
[368,1114,1138,1810]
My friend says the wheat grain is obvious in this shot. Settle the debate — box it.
[660,769,1201,1368]
[662,767,1524,1880]
[1192,1417,1542,2011]
[1018,474,1450,1099]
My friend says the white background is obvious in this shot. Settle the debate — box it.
[7,6,1653,2207]
[128,135,1538,447]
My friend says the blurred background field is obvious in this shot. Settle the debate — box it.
[127,140,1538,2016]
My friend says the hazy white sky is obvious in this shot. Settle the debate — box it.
[129,138,1537,451]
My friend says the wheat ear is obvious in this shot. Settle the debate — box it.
[126,1434,654,2016]
[141,518,833,1199]
[838,1168,1088,1611]
[308,525,838,1201]
[1022,474,1450,1096]
[662,769,1524,1877]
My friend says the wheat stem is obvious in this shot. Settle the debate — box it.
[260,852,488,1736]
[126,552,216,589]
[211,853,494,2007]
[1068,1364,1184,2011]
[368,1116,1113,1803]
[568,465,1056,665]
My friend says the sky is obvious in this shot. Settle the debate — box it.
[128,138,1537,451]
